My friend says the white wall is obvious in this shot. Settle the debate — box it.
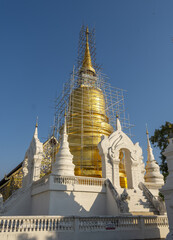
[3,188,32,216]
[3,175,117,217]
[32,180,108,216]
[31,191,50,215]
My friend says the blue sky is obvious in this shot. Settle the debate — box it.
[0,1,172,179]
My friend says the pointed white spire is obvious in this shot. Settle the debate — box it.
[116,114,122,131]
[34,117,38,139]
[145,126,164,185]
[52,114,75,176]
[62,112,67,142]
[146,125,155,162]
[22,118,43,187]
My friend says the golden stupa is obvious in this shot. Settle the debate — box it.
[67,27,113,178]
[66,27,128,187]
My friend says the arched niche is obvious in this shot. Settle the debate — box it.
[98,129,144,190]
[119,148,133,189]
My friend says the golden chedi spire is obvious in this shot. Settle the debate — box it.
[66,26,113,178]
[81,27,96,76]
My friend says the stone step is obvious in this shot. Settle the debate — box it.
[130,211,156,216]
[125,188,157,214]
[128,203,154,210]
[128,197,148,202]
[128,204,153,209]
[128,199,151,205]
[128,200,151,206]
[128,206,155,212]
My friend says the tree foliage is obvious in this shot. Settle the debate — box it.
[150,121,173,180]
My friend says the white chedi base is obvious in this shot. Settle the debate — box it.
[145,160,164,185]
[52,157,75,176]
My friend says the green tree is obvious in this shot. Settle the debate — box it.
[150,121,173,181]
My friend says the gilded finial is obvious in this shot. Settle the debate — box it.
[116,113,122,131]
[86,26,89,37]
[36,116,38,128]
[81,26,96,76]
[146,124,149,135]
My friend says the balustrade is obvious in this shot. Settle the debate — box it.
[0,216,74,233]
[0,216,168,233]
[144,216,168,227]
[138,182,166,215]
[53,175,105,186]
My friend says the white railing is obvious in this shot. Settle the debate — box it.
[0,216,74,233]
[32,175,106,189]
[138,182,166,215]
[144,215,168,227]
[105,179,129,213]
[79,216,139,231]
[0,216,168,233]
[53,175,106,186]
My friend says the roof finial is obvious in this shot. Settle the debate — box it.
[116,114,122,131]
[36,116,38,128]
[81,26,96,76]
[146,124,150,148]
[146,123,149,135]
[34,117,38,138]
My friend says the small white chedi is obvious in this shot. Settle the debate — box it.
[52,115,75,176]
[144,128,164,196]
